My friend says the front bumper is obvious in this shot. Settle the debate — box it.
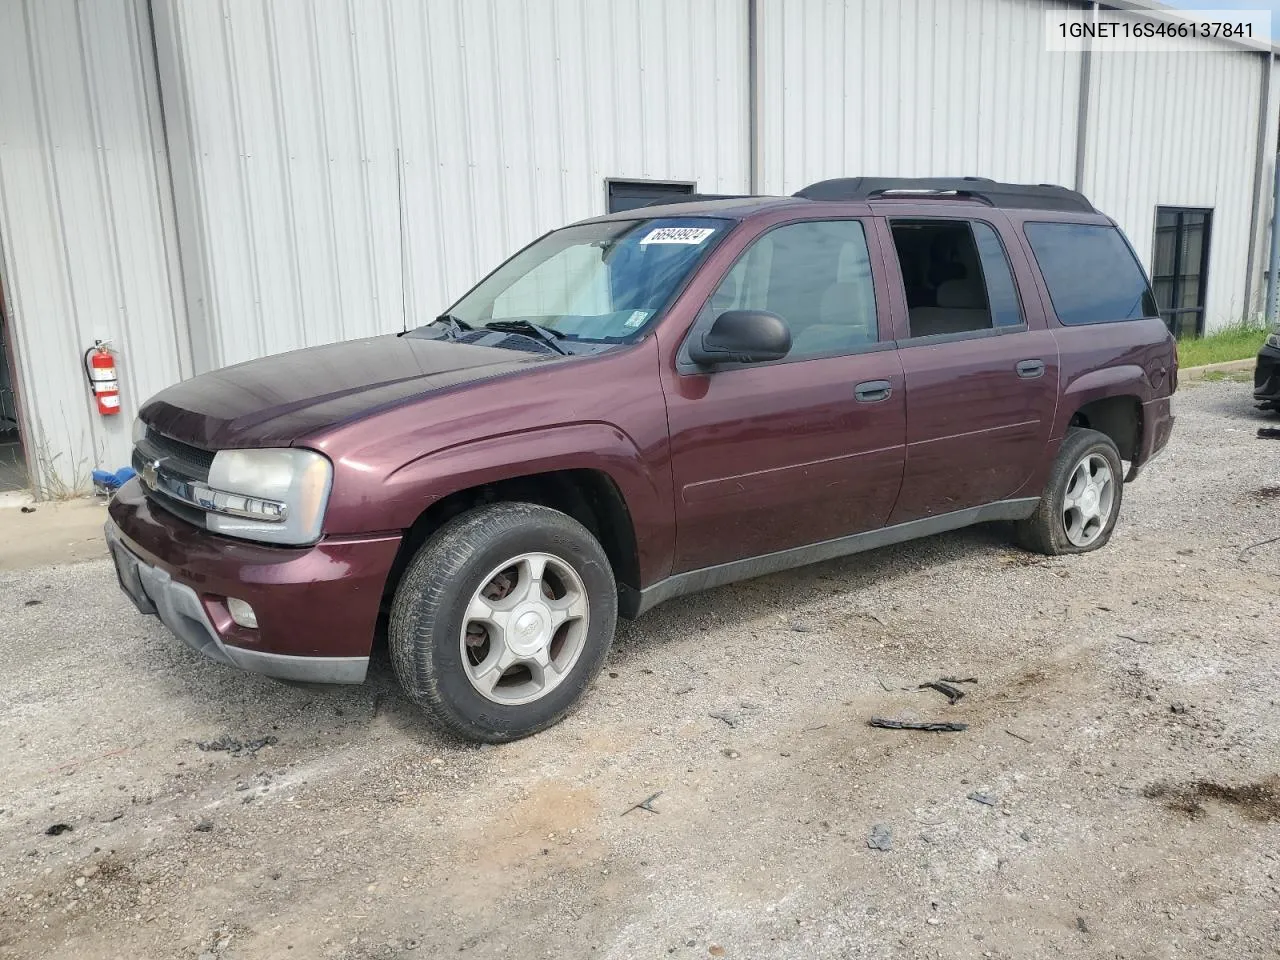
[106,478,402,684]
[1255,343,1280,405]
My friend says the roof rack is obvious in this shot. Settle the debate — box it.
[642,193,754,206]
[794,177,1095,213]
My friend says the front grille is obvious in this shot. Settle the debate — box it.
[136,427,214,482]
[133,427,213,527]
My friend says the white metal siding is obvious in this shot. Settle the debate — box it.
[756,0,1084,193]
[152,0,750,371]
[1083,21,1265,331]
[0,0,188,491]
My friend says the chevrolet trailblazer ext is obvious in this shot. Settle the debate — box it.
[107,177,1176,742]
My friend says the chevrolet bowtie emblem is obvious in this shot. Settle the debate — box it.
[140,458,162,489]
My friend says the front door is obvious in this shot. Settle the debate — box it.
[661,218,907,573]
[879,215,1058,524]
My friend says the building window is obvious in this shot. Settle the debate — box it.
[1151,207,1211,338]
[606,179,695,213]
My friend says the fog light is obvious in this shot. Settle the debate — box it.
[227,597,258,629]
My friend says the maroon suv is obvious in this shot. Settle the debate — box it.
[106,177,1176,742]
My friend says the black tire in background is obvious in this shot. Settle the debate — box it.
[1015,427,1124,556]
[389,502,617,743]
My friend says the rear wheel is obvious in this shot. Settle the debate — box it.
[1015,427,1123,556]
[390,503,617,742]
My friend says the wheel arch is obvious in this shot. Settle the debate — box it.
[381,467,644,620]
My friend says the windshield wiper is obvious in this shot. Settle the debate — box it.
[433,313,474,338]
[484,319,571,355]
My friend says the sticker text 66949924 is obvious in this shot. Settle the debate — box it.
[639,227,716,245]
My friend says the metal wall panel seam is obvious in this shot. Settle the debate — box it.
[262,2,307,351]
[136,0,194,382]
[173,2,225,370]
[383,0,413,329]
[217,0,264,362]
[303,1,347,346]
[485,0,512,253]
[346,0,385,336]
[415,3,448,316]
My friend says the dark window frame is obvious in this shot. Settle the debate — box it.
[605,178,697,213]
[1151,206,1212,338]
[887,216,1029,346]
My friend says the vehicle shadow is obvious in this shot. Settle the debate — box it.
[606,521,1016,665]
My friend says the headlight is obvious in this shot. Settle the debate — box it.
[132,416,147,445]
[199,448,332,546]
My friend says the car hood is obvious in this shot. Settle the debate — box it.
[140,335,563,449]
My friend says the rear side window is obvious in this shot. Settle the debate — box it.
[1024,222,1157,325]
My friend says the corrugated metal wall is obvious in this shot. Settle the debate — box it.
[756,0,1084,192]
[151,0,750,372]
[756,0,1273,332]
[1084,18,1266,329]
[0,0,189,491]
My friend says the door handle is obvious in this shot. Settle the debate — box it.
[854,379,892,403]
[1016,359,1045,379]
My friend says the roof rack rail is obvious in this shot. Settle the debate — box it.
[793,177,1095,213]
[642,193,753,206]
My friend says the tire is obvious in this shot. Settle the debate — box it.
[1015,427,1124,556]
[389,502,617,743]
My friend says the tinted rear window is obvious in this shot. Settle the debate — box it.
[1024,222,1157,325]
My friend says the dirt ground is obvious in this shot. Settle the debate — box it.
[1,378,1278,960]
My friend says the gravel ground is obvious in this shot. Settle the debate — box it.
[1,378,1278,960]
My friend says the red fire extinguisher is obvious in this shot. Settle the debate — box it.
[83,340,120,415]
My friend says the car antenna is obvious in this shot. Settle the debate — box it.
[397,145,409,335]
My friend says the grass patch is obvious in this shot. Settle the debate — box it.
[1198,370,1252,383]
[1177,321,1268,369]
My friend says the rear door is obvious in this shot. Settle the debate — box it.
[661,217,906,572]
[876,211,1059,524]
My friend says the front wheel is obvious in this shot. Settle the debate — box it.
[390,503,617,742]
[1015,427,1124,556]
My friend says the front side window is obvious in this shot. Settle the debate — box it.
[447,217,730,343]
[1024,222,1158,326]
[701,219,878,359]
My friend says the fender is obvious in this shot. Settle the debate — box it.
[1051,364,1149,440]
[366,422,674,587]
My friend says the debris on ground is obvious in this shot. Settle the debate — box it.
[23,599,41,606]
[195,735,279,755]
[1144,778,1280,822]
[867,824,893,851]
[1076,916,1090,933]
[1257,427,1280,439]
[1239,534,1280,560]
[44,823,72,836]
[708,712,736,727]
[869,717,968,732]
[19,506,35,514]
[967,791,998,807]
[194,819,214,832]
[788,621,813,633]
[1005,729,1032,743]
[919,680,967,704]
[622,791,663,816]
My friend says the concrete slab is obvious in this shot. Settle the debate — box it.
[0,496,108,570]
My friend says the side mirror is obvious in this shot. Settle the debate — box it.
[688,310,791,367]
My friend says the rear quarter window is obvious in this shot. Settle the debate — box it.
[1024,222,1158,326]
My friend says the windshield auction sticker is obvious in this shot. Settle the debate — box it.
[1045,8,1269,52]
[640,227,716,245]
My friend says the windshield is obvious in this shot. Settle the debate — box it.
[445,217,731,342]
